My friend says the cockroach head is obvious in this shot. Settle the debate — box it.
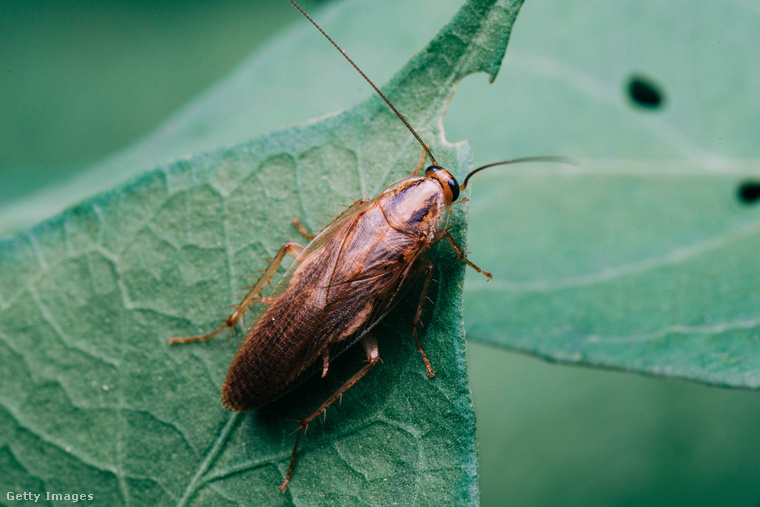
[425,165,460,203]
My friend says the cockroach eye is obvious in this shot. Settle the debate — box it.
[447,176,460,202]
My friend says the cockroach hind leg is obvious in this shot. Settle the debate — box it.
[414,330,435,378]
[411,261,436,377]
[279,429,303,493]
[168,241,304,345]
[443,232,493,281]
[280,334,380,491]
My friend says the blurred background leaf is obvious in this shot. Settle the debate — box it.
[1,0,759,505]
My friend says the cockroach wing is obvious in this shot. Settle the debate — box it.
[221,197,432,412]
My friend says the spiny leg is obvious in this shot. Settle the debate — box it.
[291,218,315,241]
[443,232,493,281]
[280,334,380,492]
[169,241,304,344]
[411,261,436,377]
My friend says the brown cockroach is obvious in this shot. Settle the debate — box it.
[170,0,563,492]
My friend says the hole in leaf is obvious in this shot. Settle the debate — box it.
[737,181,760,205]
[627,75,665,110]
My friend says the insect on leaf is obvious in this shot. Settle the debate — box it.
[0,0,524,503]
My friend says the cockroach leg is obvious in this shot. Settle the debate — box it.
[411,261,436,377]
[280,430,303,493]
[443,232,493,281]
[169,241,304,344]
[280,334,380,492]
[410,144,430,176]
[291,218,315,241]
[321,350,330,378]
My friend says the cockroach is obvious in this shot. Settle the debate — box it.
[170,0,565,492]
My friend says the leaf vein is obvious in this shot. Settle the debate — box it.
[473,217,760,292]
[177,412,242,507]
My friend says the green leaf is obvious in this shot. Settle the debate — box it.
[445,0,760,503]
[447,0,760,389]
[464,161,760,389]
[0,0,523,504]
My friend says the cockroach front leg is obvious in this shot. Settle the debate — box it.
[169,241,304,344]
[410,144,431,176]
[280,334,380,492]
[443,232,492,281]
[411,261,436,377]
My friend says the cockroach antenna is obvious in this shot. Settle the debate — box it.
[287,0,438,166]
[460,156,575,189]
[288,1,574,190]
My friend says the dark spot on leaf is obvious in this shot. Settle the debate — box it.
[737,181,760,205]
[627,75,665,110]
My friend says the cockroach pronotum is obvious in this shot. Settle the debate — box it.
[170,0,566,491]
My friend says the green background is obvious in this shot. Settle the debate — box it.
[2,0,759,505]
